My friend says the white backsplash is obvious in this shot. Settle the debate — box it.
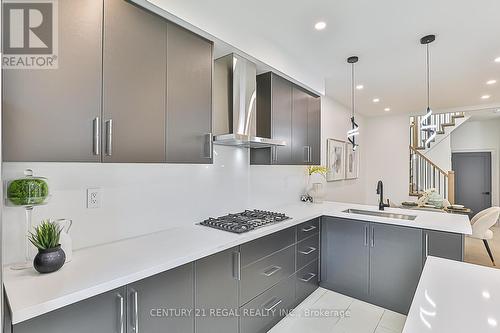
[2,146,251,264]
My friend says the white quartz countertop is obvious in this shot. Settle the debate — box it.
[4,201,471,324]
[403,256,500,333]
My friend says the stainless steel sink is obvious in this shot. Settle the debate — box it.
[342,209,417,221]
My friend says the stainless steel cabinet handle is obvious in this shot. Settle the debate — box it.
[131,289,139,333]
[232,251,241,280]
[93,117,100,155]
[425,233,429,258]
[301,225,317,232]
[308,146,312,163]
[262,265,281,277]
[263,297,283,312]
[299,246,317,255]
[364,225,369,247]
[272,146,277,163]
[117,293,125,333]
[370,227,375,248]
[204,133,213,159]
[299,272,317,283]
[105,119,113,156]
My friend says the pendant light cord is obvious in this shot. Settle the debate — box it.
[426,43,430,109]
[351,62,355,118]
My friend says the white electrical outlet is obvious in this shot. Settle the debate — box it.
[87,188,101,209]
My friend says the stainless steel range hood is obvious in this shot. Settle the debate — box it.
[213,54,286,148]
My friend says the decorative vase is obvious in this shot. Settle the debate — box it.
[309,183,325,204]
[33,245,66,274]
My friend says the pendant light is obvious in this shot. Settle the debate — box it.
[347,56,360,151]
[420,34,437,148]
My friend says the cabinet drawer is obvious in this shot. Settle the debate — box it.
[296,260,319,303]
[240,274,295,333]
[240,227,295,267]
[240,245,295,305]
[297,218,319,241]
[296,233,319,270]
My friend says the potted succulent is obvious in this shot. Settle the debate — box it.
[28,220,66,274]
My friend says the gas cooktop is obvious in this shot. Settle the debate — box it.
[199,209,291,233]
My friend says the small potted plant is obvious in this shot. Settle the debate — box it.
[29,220,66,274]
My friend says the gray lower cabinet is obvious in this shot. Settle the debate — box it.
[195,247,239,333]
[166,23,213,164]
[423,230,464,263]
[127,263,194,333]
[103,0,167,163]
[296,260,319,304]
[321,217,424,315]
[3,0,103,162]
[240,274,295,333]
[369,224,423,314]
[12,287,127,333]
[320,217,370,301]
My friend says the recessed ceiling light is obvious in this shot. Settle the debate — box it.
[495,109,500,113]
[356,84,364,90]
[481,95,491,100]
[314,21,326,30]
[373,98,380,103]
[495,57,500,63]
[487,79,497,85]
[488,318,497,327]
[384,107,391,112]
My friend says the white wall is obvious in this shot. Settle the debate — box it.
[362,114,412,205]
[3,97,367,265]
[451,118,500,207]
[424,136,452,172]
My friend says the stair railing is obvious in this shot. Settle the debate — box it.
[410,111,464,149]
[409,146,455,204]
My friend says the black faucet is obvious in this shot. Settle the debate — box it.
[376,180,390,211]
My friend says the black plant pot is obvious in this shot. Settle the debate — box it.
[33,245,66,274]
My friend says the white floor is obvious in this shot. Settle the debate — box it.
[269,288,407,333]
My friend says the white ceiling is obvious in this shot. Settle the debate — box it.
[146,0,500,116]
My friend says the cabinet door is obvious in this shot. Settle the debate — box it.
[291,87,309,164]
[271,75,293,165]
[127,263,194,333]
[166,23,213,164]
[13,287,127,333]
[369,224,423,314]
[424,230,464,264]
[320,217,369,300]
[3,0,102,162]
[102,0,167,163]
[195,247,239,333]
[307,96,321,165]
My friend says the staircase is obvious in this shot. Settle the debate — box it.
[409,111,467,203]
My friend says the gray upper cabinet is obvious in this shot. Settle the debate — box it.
[307,96,321,165]
[3,0,213,164]
[369,223,423,314]
[292,87,309,164]
[423,230,464,264]
[195,247,239,333]
[320,217,370,300]
[3,0,103,162]
[13,287,127,333]
[127,263,194,333]
[166,23,213,164]
[102,0,167,163]
[250,72,321,165]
